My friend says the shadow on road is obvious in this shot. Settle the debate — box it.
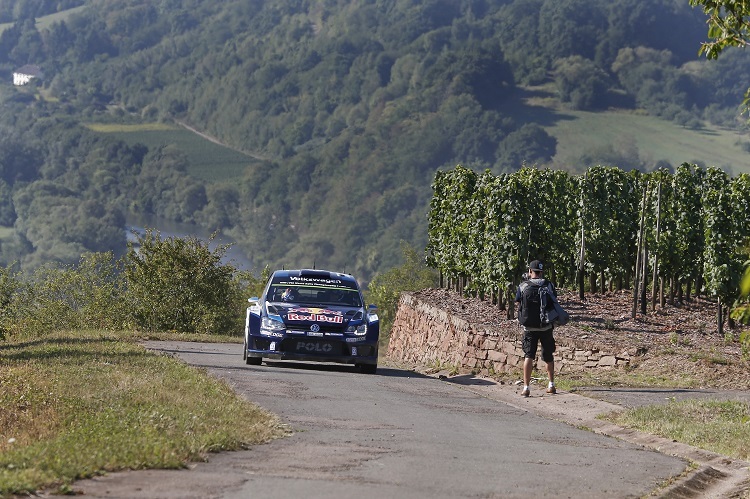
[261,360,430,378]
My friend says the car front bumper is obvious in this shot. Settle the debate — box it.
[246,335,378,365]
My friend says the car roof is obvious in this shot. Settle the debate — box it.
[270,269,360,289]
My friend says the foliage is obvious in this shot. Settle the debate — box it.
[701,167,739,304]
[1,253,126,338]
[0,263,19,340]
[553,56,612,110]
[0,232,274,340]
[0,0,748,284]
[689,0,750,112]
[428,164,750,322]
[122,229,238,334]
[689,0,750,59]
[367,241,438,342]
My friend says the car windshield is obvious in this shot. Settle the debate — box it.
[269,285,362,307]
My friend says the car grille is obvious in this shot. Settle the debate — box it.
[282,338,343,356]
[286,324,346,334]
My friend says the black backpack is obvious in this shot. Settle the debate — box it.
[518,280,551,328]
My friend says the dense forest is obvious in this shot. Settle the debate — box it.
[0,0,748,282]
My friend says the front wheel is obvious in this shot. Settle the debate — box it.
[359,363,377,374]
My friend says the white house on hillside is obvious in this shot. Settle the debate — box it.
[13,65,43,86]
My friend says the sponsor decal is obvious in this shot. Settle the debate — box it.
[288,312,344,324]
[274,277,357,290]
[260,331,284,338]
[307,331,324,337]
[325,333,343,337]
[290,307,343,316]
[345,337,364,343]
[296,341,333,353]
[288,276,343,285]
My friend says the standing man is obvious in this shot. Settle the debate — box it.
[515,260,557,397]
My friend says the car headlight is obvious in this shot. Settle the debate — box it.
[346,323,367,336]
[261,316,285,332]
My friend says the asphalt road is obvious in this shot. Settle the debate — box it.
[66,342,691,499]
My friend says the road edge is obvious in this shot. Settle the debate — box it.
[440,373,750,498]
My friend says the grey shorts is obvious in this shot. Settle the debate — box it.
[522,328,555,362]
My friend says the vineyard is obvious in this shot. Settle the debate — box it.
[426,164,750,335]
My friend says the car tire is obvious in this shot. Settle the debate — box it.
[246,355,262,366]
[359,363,377,374]
[243,338,248,361]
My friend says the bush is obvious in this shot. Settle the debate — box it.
[122,230,238,334]
[366,242,438,345]
[2,253,126,338]
[0,233,265,339]
[0,264,20,340]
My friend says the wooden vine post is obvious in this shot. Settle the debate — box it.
[632,184,648,319]
[651,181,662,312]
[577,173,586,300]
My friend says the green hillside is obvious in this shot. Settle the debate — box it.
[1,0,749,281]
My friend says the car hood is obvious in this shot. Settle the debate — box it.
[267,303,364,326]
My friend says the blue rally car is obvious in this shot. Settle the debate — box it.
[243,269,380,374]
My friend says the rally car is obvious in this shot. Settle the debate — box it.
[243,269,380,374]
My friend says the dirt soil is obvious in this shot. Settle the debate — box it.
[412,287,750,390]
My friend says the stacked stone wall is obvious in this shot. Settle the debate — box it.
[386,292,633,376]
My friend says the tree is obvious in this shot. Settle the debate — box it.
[689,0,750,58]
[553,56,613,110]
[689,0,750,110]
[494,124,557,172]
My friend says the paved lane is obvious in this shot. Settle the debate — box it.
[69,342,688,498]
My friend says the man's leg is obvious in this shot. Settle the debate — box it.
[521,331,535,396]
[540,329,556,393]
[523,357,533,387]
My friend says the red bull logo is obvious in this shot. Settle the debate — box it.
[290,307,342,316]
[288,313,343,324]
[287,307,343,324]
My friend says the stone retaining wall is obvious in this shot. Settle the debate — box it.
[386,292,633,376]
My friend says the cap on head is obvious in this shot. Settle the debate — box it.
[529,260,544,272]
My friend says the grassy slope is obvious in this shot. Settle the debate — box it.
[85,123,263,183]
[0,5,86,35]
[511,86,750,175]
[549,109,750,174]
[0,331,285,496]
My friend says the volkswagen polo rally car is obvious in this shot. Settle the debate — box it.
[243,269,380,374]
